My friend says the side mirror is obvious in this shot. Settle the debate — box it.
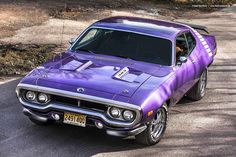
[177,56,187,65]
[69,37,77,45]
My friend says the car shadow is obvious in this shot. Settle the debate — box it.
[1,63,236,157]
[0,78,144,157]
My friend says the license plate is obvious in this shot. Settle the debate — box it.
[63,112,86,127]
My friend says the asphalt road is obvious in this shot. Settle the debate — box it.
[0,5,236,157]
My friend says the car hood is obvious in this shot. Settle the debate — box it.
[25,51,173,98]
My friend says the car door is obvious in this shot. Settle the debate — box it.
[172,32,199,104]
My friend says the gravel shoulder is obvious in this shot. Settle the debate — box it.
[0,11,171,47]
[0,0,215,47]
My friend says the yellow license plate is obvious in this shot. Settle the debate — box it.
[63,112,86,127]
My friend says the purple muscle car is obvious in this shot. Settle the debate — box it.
[16,16,217,145]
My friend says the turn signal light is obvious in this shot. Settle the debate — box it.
[147,110,153,117]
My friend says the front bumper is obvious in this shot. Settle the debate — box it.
[23,108,147,137]
[16,83,142,128]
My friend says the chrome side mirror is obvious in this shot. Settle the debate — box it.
[177,56,187,65]
[69,37,77,45]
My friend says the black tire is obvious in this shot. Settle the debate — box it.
[187,69,208,101]
[29,117,54,126]
[135,104,168,145]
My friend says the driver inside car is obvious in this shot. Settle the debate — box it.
[176,45,184,61]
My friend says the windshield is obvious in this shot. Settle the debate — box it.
[71,28,173,66]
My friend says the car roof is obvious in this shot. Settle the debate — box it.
[92,16,190,40]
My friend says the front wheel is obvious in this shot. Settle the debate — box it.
[135,104,168,145]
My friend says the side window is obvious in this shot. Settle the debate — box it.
[185,32,196,54]
[176,34,188,59]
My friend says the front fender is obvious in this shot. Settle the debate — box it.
[140,84,172,122]
[130,75,174,123]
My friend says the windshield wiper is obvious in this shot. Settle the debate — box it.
[114,55,133,60]
[75,48,95,54]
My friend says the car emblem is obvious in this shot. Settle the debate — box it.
[122,89,129,94]
[77,88,85,93]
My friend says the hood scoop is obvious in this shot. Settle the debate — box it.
[76,61,93,72]
[114,67,129,79]
[60,60,92,72]
[113,67,146,83]
[40,55,152,97]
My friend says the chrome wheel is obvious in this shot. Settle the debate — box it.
[150,107,167,141]
[187,69,208,101]
[200,70,207,97]
[135,104,168,145]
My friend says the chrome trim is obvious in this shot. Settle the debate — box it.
[16,84,141,110]
[107,106,135,122]
[23,90,51,105]
[70,26,175,67]
[106,125,147,137]
[23,108,48,122]
[36,93,51,104]
[89,26,173,41]
[16,83,142,127]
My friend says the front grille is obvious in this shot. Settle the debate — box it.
[51,95,108,112]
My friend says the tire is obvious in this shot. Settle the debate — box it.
[187,69,208,101]
[29,117,54,126]
[135,104,168,145]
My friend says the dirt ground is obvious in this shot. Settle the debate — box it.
[0,3,48,38]
[0,0,214,40]
[0,0,220,80]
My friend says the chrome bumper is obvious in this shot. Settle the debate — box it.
[23,108,48,122]
[23,108,146,137]
[16,83,142,128]
[106,125,147,137]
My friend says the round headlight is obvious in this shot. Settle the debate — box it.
[37,93,50,103]
[110,107,121,118]
[123,110,134,121]
[25,91,36,101]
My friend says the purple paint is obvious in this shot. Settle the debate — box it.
[16,16,217,138]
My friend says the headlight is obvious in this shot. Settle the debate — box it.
[37,93,50,103]
[25,91,36,101]
[110,107,121,118]
[123,110,134,121]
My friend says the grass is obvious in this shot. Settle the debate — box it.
[0,44,57,76]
